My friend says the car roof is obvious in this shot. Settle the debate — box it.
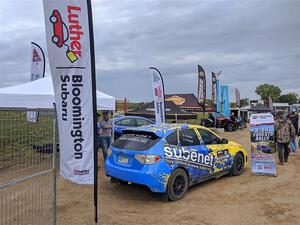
[113,116,153,122]
[124,123,216,138]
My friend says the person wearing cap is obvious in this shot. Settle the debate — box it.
[97,111,113,161]
[275,111,296,165]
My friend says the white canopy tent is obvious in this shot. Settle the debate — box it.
[0,76,115,110]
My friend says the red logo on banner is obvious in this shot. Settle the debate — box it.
[155,86,162,98]
[32,49,41,62]
[50,6,83,63]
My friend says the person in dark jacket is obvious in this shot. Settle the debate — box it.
[275,111,296,165]
[287,109,298,153]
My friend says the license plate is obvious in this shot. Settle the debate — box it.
[118,156,128,164]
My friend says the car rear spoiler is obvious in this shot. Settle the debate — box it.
[123,129,162,139]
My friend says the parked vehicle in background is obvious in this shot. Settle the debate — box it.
[113,116,155,139]
[235,117,247,130]
[105,124,248,201]
[201,112,238,132]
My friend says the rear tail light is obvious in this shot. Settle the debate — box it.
[135,154,161,164]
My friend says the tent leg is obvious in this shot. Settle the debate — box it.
[112,110,115,142]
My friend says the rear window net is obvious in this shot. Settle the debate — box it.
[111,131,160,151]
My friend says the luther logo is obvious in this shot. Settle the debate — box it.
[50,6,83,63]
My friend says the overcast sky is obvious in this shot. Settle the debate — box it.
[0,0,299,102]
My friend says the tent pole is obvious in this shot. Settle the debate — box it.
[112,110,115,142]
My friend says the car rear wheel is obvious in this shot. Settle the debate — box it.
[226,124,234,132]
[165,169,188,201]
[230,152,244,176]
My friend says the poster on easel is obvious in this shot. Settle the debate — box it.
[250,113,277,176]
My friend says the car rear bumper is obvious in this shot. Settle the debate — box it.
[105,158,171,193]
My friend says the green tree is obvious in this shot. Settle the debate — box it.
[240,98,249,107]
[278,92,299,104]
[255,84,281,102]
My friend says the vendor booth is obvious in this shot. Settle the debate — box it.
[0,76,115,110]
[125,101,197,120]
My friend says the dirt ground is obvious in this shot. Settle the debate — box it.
[56,128,300,225]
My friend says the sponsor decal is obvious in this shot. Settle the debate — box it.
[164,146,214,170]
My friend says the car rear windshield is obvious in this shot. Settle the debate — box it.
[111,131,161,151]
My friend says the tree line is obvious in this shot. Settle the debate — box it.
[255,83,299,105]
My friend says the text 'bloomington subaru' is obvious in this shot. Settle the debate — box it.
[105,124,248,201]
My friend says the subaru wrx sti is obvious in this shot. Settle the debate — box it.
[105,124,248,201]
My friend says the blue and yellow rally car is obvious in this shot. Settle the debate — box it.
[105,124,248,201]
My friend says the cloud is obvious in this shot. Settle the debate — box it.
[1,0,299,102]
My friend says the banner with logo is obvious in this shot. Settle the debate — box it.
[43,0,97,185]
[197,65,206,109]
[250,113,276,176]
[211,72,217,106]
[150,67,165,124]
[235,88,240,107]
[221,85,230,118]
[27,42,46,122]
[214,71,221,112]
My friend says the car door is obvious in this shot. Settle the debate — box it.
[196,128,231,173]
[177,128,215,182]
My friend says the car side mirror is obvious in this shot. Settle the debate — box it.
[221,138,229,144]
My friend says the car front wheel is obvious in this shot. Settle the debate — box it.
[230,152,244,176]
[165,169,189,201]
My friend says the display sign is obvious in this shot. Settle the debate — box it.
[43,0,97,184]
[27,42,45,123]
[150,67,165,124]
[250,113,276,176]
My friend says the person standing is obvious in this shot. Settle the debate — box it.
[98,111,113,161]
[287,110,298,154]
[275,111,296,165]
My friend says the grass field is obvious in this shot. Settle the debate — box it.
[0,110,54,171]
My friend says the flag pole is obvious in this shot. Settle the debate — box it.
[86,0,98,223]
